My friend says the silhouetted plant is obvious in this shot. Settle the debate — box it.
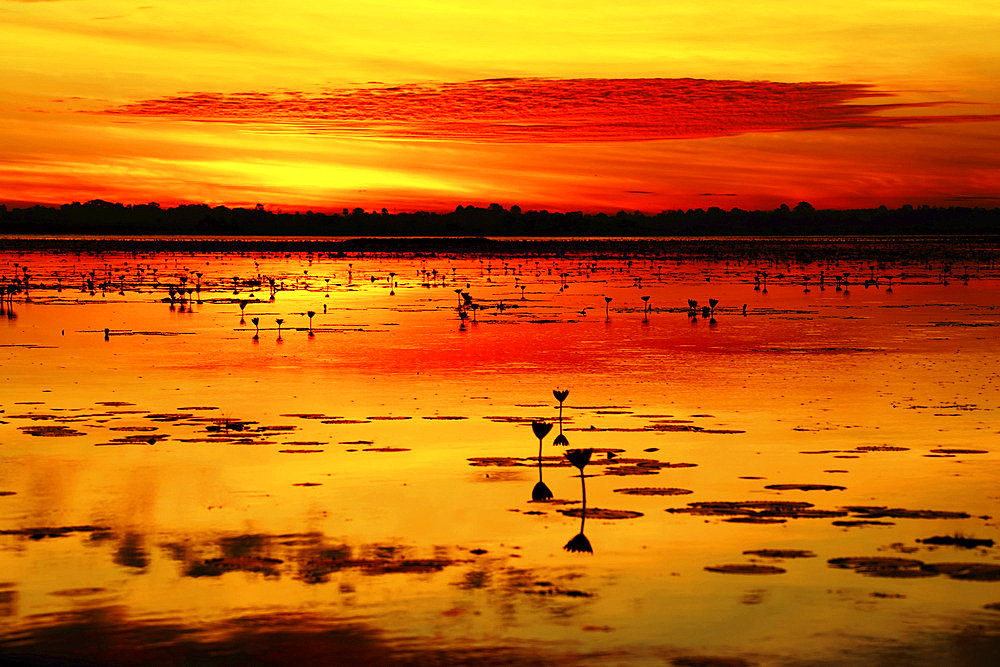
[604,296,612,319]
[307,310,316,335]
[251,316,260,340]
[275,318,284,340]
[239,300,248,323]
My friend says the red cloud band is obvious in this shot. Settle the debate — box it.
[100,77,999,142]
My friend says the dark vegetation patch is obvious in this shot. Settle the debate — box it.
[20,425,85,437]
[930,448,989,454]
[833,520,896,527]
[667,501,846,520]
[363,447,410,452]
[855,445,910,452]
[367,416,412,420]
[614,487,693,496]
[918,535,994,549]
[743,549,816,559]
[558,508,644,520]
[278,449,324,454]
[0,525,111,540]
[704,564,786,575]
[843,506,971,520]
[830,557,1000,581]
[186,556,284,578]
[422,416,468,420]
[764,484,846,491]
[522,582,593,598]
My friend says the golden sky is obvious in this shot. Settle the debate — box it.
[2,1,999,212]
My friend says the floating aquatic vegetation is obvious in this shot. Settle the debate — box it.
[19,425,85,437]
[743,549,816,558]
[667,500,846,520]
[828,557,933,578]
[187,556,284,578]
[108,426,159,432]
[841,506,971,520]
[0,525,111,540]
[363,447,411,452]
[145,413,194,422]
[930,448,988,454]
[522,582,593,598]
[829,557,1000,581]
[918,535,995,549]
[278,449,324,454]
[322,419,371,424]
[558,508,643,520]
[704,564,786,575]
[422,415,468,420]
[95,401,135,407]
[833,520,895,527]
[293,483,323,487]
[764,484,846,491]
[0,492,16,497]
[368,416,412,420]
[614,488,693,496]
[855,445,910,452]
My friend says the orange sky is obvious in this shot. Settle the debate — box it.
[2,1,999,213]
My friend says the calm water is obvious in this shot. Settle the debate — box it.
[1,242,999,665]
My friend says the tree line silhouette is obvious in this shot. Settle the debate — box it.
[1,200,998,237]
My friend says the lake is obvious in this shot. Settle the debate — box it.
[1,238,998,665]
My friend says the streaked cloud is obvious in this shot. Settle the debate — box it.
[98,78,1000,144]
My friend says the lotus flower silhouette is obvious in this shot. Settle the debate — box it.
[565,448,593,471]
[532,421,553,440]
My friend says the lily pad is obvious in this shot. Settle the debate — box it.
[614,487,693,496]
[743,549,816,558]
[705,564,786,575]
[558,508,644,520]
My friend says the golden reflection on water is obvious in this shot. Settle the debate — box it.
[2,244,1000,664]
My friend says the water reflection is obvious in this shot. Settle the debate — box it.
[563,448,594,554]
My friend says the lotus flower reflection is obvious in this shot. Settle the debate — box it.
[531,421,554,501]
[564,447,594,555]
[553,388,570,447]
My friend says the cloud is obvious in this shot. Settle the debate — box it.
[95,77,1000,144]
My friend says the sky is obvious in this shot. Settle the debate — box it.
[2,1,999,213]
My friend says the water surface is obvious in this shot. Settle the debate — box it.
[1,241,999,665]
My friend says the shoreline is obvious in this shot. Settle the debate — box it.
[2,235,999,262]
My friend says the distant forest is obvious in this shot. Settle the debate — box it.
[1,200,998,237]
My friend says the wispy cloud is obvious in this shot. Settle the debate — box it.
[96,77,1000,144]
